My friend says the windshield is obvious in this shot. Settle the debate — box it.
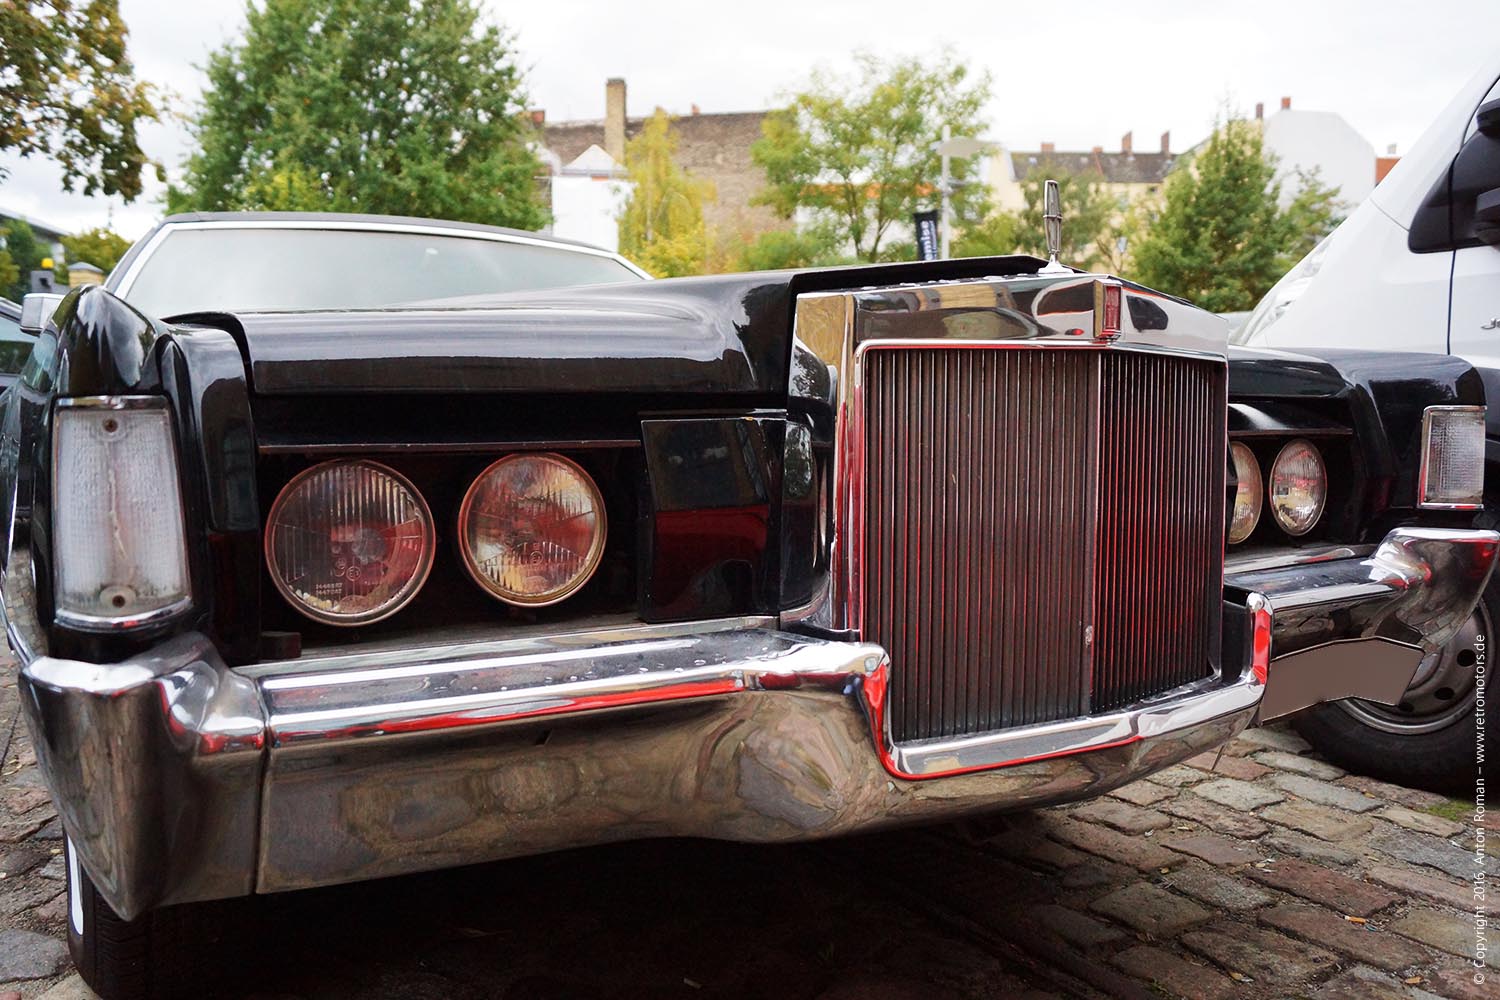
[120,227,643,316]
[0,310,33,375]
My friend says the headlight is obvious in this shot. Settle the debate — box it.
[265,460,434,626]
[52,397,192,628]
[1419,405,1485,509]
[1228,442,1263,544]
[459,453,606,607]
[1268,439,1327,536]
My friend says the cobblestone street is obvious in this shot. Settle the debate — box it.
[0,663,1494,1000]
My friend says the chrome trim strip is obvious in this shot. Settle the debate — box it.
[1225,544,1374,575]
[55,395,171,411]
[1417,404,1485,510]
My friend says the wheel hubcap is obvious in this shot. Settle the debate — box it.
[1337,598,1489,734]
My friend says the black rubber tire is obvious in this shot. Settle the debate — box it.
[1292,582,1493,795]
[64,839,213,1000]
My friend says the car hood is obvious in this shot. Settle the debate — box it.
[203,256,1054,398]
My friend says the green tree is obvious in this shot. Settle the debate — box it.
[1,221,45,301]
[1130,118,1339,312]
[734,226,843,271]
[617,110,714,277]
[1011,165,1125,271]
[0,1,160,200]
[1279,166,1345,268]
[60,227,132,274]
[0,250,16,300]
[170,0,546,229]
[953,211,1020,259]
[752,51,991,263]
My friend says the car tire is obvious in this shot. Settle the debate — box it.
[64,838,214,1000]
[1292,581,1492,794]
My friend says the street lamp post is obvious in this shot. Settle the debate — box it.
[935,127,992,259]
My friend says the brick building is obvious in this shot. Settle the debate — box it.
[538,79,779,249]
[987,131,1178,213]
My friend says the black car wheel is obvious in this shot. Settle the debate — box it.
[64,838,213,1000]
[1293,581,1492,794]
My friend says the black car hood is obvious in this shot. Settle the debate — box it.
[222,274,793,398]
[208,256,1050,398]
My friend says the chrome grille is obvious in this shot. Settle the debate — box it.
[861,346,1226,744]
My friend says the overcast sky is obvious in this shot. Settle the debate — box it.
[2,0,1497,240]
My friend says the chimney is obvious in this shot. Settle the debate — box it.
[1040,141,1055,154]
[1255,102,1264,120]
[1387,143,1398,155]
[691,103,700,115]
[605,78,627,162]
[1160,130,1170,154]
[528,109,545,126]
[1280,96,1291,110]
[1091,145,1103,154]
[1121,131,1133,154]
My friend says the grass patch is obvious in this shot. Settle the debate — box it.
[1425,798,1471,823]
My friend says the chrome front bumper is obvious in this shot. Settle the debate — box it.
[15,527,1496,921]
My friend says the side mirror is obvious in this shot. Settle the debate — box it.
[19,293,64,335]
[1478,98,1500,139]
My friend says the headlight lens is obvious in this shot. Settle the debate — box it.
[1228,442,1263,544]
[459,453,606,607]
[1268,439,1327,536]
[265,460,434,626]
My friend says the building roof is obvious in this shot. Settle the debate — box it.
[1008,150,1177,185]
[0,207,71,242]
[542,111,768,172]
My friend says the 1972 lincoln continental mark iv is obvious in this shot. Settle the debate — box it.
[2,211,1496,997]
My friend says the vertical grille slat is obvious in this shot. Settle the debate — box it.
[863,346,1226,744]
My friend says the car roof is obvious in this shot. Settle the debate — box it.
[0,298,20,321]
[155,211,611,253]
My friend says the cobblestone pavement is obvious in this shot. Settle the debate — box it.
[0,664,1495,1000]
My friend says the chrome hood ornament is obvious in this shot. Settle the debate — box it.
[1040,178,1069,274]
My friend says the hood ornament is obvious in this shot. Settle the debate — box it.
[1039,178,1069,274]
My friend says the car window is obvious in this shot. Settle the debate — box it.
[0,313,35,376]
[122,228,643,317]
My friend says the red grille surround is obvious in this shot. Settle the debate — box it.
[857,344,1227,744]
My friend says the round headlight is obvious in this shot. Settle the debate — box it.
[265,460,435,626]
[1228,442,1263,544]
[459,453,607,607]
[1268,439,1327,536]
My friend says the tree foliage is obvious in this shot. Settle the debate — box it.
[734,226,844,271]
[0,0,160,199]
[617,110,714,277]
[752,52,991,262]
[170,0,546,228]
[1,220,44,301]
[60,226,131,274]
[1130,119,1343,312]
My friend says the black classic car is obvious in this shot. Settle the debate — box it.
[3,212,1495,998]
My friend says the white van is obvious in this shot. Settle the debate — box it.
[1240,60,1500,410]
[1240,60,1498,786]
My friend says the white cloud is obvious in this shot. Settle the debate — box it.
[2,0,1495,239]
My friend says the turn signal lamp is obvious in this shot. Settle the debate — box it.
[1418,406,1484,509]
[52,398,192,629]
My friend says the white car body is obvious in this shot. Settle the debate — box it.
[1240,59,1500,392]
